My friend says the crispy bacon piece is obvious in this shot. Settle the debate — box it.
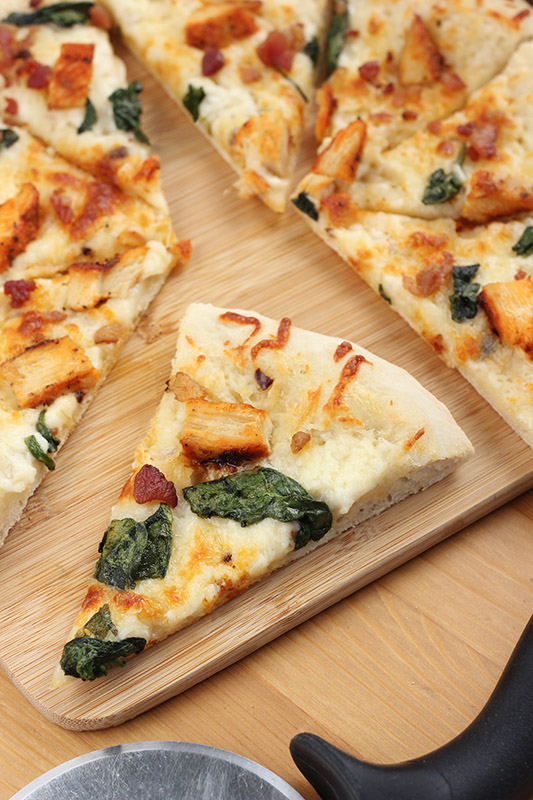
[0,25,15,72]
[180,398,272,465]
[461,171,533,223]
[50,190,74,224]
[26,61,52,89]
[251,316,291,359]
[202,47,225,75]
[89,4,112,30]
[185,4,258,49]
[48,42,94,109]
[133,464,178,507]
[315,81,337,142]
[4,279,36,308]
[239,65,260,83]
[312,120,366,183]
[257,30,294,71]
[399,14,444,85]
[321,192,359,228]
[478,278,533,358]
[168,371,208,402]
[4,96,17,117]
[358,60,379,82]
[291,431,311,453]
[402,251,454,297]
[467,122,498,160]
[0,183,39,273]
[0,335,98,408]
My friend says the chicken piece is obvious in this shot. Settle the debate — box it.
[48,42,94,109]
[311,120,366,183]
[0,183,39,272]
[462,171,533,223]
[185,3,258,49]
[399,14,444,85]
[478,278,533,357]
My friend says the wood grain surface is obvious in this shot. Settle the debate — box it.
[0,42,531,734]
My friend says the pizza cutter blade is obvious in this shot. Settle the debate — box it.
[10,741,306,800]
[290,614,533,800]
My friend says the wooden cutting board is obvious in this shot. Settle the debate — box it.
[0,45,531,731]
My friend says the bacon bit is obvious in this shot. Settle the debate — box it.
[358,60,380,82]
[50,190,74,225]
[17,310,66,340]
[515,270,527,281]
[334,340,353,362]
[408,230,448,250]
[168,371,208,401]
[436,139,454,156]
[71,181,119,239]
[0,26,15,72]
[368,112,393,123]
[291,431,311,453]
[321,192,359,228]
[0,183,40,273]
[133,464,178,507]
[402,109,417,121]
[467,122,498,160]
[240,65,260,83]
[513,9,530,21]
[94,323,125,344]
[186,4,258,50]
[251,316,291,359]
[402,251,454,297]
[4,97,17,116]
[219,310,261,345]
[382,82,394,95]
[440,71,466,92]
[324,354,370,412]
[404,427,425,450]
[4,279,36,308]
[346,29,359,39]
[457,122,475,137]
[315,81,337,141]
[81,585,105,613]
[427,119,442,135]
[255,367,273,390]
[26,62,52,89]
[257,30,294,71]
[89,4,113,30]
[202,47,225,76]
[48,42,94,109]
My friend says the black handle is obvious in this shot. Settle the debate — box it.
[290,615,533,800]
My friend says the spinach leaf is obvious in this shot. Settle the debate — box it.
[379,283,392,304]
[292,191,319,221]
[512,226,533,257]
[108,81,149,144]
[77,97,97,134]
[183,84,206,122]
[77,604,118,639]
[134,503,174,582]
[0,129,19,150]
[449,263,480,322]
[36,409,60,453]
[94,504,174,590]
[303,37,319,67]
[24,435,55,471]
[60,636,146,680]
[326,5,349,77]
[422,167,463,205]
[4,2,94,27]
[183,467,332,550]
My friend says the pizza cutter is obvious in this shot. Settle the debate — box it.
[290,614,533,800]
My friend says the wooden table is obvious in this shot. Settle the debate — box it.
[1,37,532,799]
[0,490,531,799]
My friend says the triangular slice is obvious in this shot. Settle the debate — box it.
[53,302,472,684]
[97,0,329,211]
[0,1,167,211]
[0,126,190,544]
[302,40,533,222]
[316,0,533,155]
[290,195,533,447]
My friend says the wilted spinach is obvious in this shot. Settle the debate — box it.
[36,409,60,452]
[449,264,480,322]
[24,435,55,471]
[512,226,533,257]
[304,37,320,67]
[78,97,97,134]
[183,85,206,122]
[292,191,319,221]
[94,503,173,590]
[183,467,332,550]
[77,604,118,639]
[0,129,19,150]
[60,636,146,680]
[326,5,349,76]
[109,81,149,144]
[4,2,94,27]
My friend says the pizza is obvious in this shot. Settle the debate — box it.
[292,0,533,450]
[53,302,472,684]
[0,1,167,211]
[0,125,189,545]
[96,0,330,212]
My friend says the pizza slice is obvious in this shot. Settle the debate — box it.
[302,40,533,222]
[53,302,472,684]
[0,125,190,544]
[317,0,533,156]
[0,1,167,211]
[290,196,533,447]
[96,0,330,212]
